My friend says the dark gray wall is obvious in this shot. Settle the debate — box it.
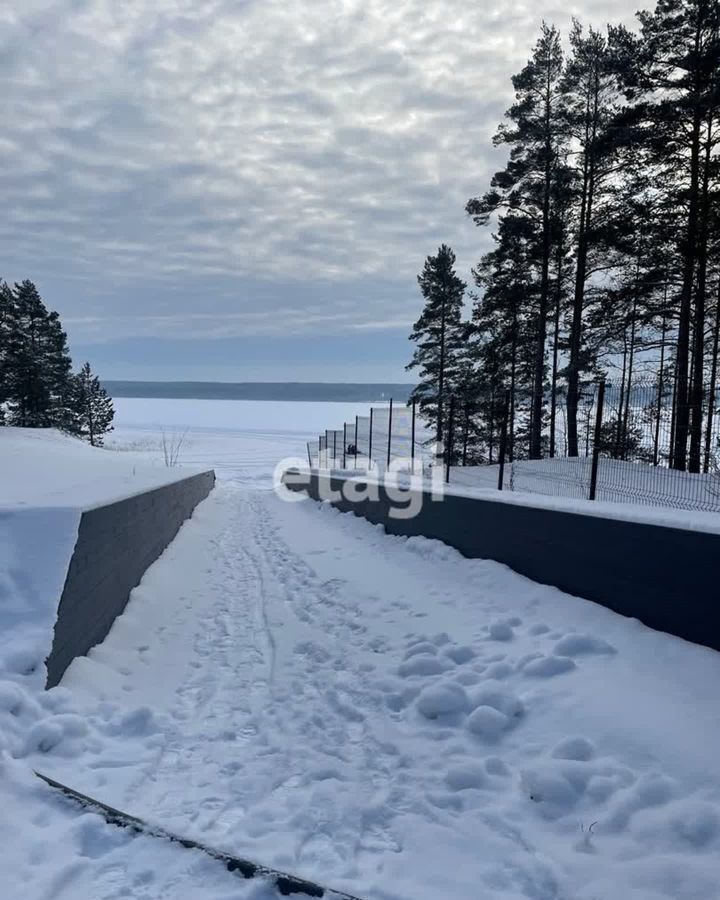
[46,471,215,688]
[284,470,720,653]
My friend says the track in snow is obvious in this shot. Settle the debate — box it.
[54,479,720,900]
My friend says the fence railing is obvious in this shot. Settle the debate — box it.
[307,378,720,515]
[309,400,435,472]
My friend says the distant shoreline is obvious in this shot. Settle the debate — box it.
[103,381,416,403]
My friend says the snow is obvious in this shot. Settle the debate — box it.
[0,426,208,509]
[3,397,720,900]
[0,425,211,692]
[0,507,81,689]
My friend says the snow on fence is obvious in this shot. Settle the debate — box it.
[306,379,720,515]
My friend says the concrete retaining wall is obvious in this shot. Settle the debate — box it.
[283,469,720,653]
[46,470,216,688]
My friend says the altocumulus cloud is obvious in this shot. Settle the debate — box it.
[0,0,635,364]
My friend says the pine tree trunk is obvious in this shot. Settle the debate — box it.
[704,280,720,473]
[488,393,496,465]
[530,72,554,460]
[670,344,679,468]
[615,337,628,458]
[550,294,561,459]
[621,294,637,461]
[671,24,704,471]
[549,226,565,459]
[653,301,668,467]
[509,305,518,462]
[567,77,598,457]
[689,112,713,472]
[437,293,447,448]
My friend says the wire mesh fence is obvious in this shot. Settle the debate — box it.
[307,401,433,476]
[306,378,720,515]
[511,378,720,512]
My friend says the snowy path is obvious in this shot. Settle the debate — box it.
[49,477,720,900]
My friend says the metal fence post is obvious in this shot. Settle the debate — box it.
[589,379,606,501]
[445,396,455,484]
[369,408,374,471]
[387,398,393,469]
[318,436,322,468]
[307,442,313,468]
[354,415,359,470]
[343,423,347,469]
[411,400,416,473]
[333,430,337,469]
[498,389,510,491]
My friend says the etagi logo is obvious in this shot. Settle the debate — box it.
[273,458,447,519]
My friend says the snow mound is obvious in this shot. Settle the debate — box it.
[488,621,514,641]
[398,654,451,678]
[416,681,469,719]
[554,633,617,657]
[521,654,577,677]
[466,705,510,740]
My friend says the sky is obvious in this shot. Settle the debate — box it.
[1,0,637,382]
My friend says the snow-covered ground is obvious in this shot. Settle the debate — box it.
[0,425,208,509]
[0,425,209,706]
[3,398,720,900]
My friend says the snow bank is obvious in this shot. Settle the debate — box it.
[0,427,211,686]
[0,426,206,509]
[0,507,80,689]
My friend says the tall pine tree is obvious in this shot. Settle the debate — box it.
[467,22,565,459]
[407,245,466,449]
[3,280,73,427]
[561,21,626,456]
[630,0,720,469]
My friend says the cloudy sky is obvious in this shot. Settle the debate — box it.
[2,0,636,382]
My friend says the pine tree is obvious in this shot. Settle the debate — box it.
[629,0,720,469]
[561,21,626,456]
[4,280,74,428]
[471,215,539,460]
[467,22,565,459]
[68,362,115,446]
[407,245,466,448]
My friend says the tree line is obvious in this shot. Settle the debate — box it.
[0,279,114,446]
[408,0,720,474]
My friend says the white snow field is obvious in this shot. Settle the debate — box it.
[0,424,207,508]
[3,398,720,900]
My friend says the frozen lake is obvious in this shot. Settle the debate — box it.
[110,397,379,485]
